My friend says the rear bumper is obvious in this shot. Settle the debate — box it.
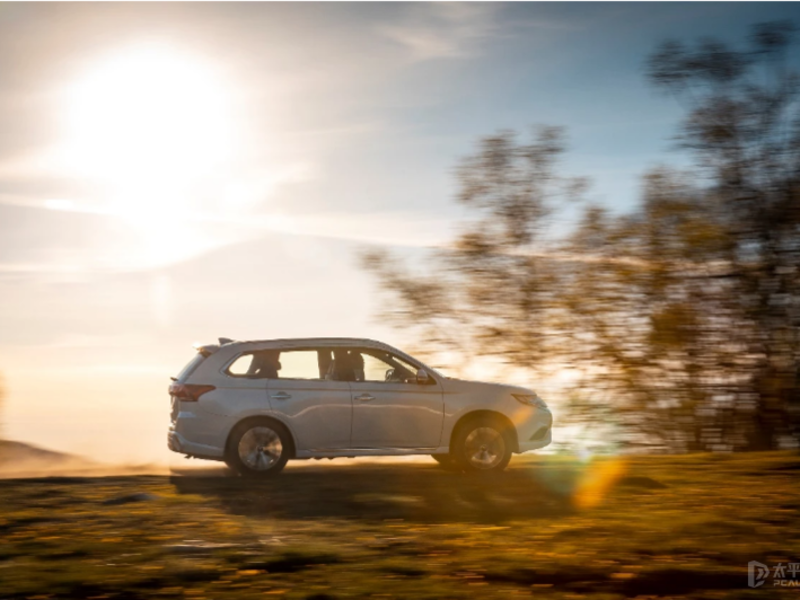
[168,429,225,460]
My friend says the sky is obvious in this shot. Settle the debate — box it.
[1,2,798,465]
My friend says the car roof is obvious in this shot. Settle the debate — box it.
[206,337,442,377]
[222,337,402,352]
[230,337,386,346]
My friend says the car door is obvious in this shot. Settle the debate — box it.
[265,348,352,451]
[190,351,271,447]
[214,350,271,415]
[347,349,444,449]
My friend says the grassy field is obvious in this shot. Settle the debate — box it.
[1,452,798,599]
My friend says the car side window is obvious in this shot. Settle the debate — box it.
[227,353,255,377]
[227,349,321,380]
[278,350,324,380]
[362,353,392,382]
[359,351,418,384]
[226,351,280,379]
[227,348,432,383]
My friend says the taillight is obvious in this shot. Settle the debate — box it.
[169,383,216,402]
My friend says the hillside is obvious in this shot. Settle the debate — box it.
[1,452,798,598]
[0,440,165,478]
[0,440,97,477]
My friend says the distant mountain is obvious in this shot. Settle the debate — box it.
[0,440,98,477]
[0,440,167,478]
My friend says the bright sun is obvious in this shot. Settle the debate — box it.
[61,44,234,218]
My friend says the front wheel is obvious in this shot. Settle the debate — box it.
[226,419,292,477]
[452,416,513,473]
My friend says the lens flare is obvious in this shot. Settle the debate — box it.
[573,457,627,509]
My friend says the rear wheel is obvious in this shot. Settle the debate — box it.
[226,419,292,477]
[452,416,513,473]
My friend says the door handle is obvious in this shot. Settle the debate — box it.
[355,394,375,402]
[271,392,292,400]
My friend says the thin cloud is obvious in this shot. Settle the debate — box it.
[0,198,455,277]
[379,3,499,62]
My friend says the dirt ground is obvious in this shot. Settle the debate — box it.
[1,452,798,599]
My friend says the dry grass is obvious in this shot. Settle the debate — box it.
[0,452,798,599]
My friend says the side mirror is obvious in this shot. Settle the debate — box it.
[416,369,430,385]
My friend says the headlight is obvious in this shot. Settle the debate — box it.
[512,393,548,409]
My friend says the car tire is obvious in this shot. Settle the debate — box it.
[226,419,292,477]
[452,415,513,473]
[431,454,460,470]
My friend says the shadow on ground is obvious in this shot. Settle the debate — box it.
[170,460,580,523]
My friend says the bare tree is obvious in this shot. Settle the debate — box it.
[648,20,800,449]
[362,22,800,452]
[362,127,586,377]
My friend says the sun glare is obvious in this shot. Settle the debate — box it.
[60,44,234,218]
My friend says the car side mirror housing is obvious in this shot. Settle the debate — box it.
[416,369,430,385]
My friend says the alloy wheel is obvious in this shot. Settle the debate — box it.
[237,426,283,471]
[463,426,506,470]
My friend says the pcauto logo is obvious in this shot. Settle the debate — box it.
[748,560,800,588]
[749,561,770,588]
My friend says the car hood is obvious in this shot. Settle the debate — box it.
[440,377,535,397]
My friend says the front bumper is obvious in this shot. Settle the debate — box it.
[515,407,553,453]
[517,428,552,452]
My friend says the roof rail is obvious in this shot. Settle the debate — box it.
[193,342,221,357]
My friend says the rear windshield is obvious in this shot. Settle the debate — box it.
[175,353,205,383]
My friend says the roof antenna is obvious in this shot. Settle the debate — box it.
[219,337,234,345]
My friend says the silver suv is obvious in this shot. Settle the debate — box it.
[168,337,552,476]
